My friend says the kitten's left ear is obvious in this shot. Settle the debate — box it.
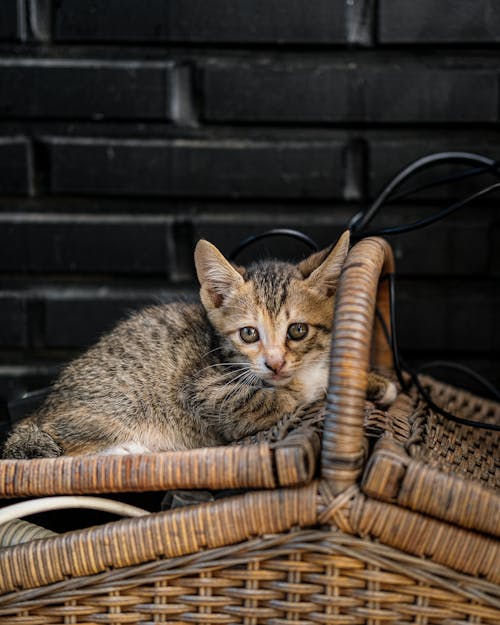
[301,230,350,297]
[195,240,245,308]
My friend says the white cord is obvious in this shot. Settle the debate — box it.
[0,496,150,525]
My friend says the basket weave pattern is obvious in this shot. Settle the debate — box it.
[1,532,498,624]
[0,237,498,624]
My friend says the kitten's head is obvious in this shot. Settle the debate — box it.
[194,232,350,392]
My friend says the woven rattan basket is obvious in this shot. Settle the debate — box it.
[0,237,498,624]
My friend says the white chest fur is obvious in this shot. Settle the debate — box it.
[99,442,153,455]
[294,360,329,404]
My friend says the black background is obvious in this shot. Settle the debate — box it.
[0,1,499,439]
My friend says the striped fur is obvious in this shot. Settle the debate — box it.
[2,232,373,459]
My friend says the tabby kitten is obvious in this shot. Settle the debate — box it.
[3,231,394,459]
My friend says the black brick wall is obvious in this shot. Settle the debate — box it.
[0,0,499,434]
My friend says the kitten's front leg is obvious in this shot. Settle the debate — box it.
[367,372,398,407]
[191,368,300,442]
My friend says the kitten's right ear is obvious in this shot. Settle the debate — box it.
[195,240,245,308]
[301,230,350,297]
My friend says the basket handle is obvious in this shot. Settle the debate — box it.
[321,237,395,492]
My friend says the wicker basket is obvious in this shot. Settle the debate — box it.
[0,237,498,624]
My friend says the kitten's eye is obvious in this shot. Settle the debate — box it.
[287,323,309,341]
[239,327,260,343]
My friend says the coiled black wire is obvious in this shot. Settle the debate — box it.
[230,151,500,431]
[376,276,500,431]
[353,151,500,429]
[350,151,500,235]
[229,228,319,261]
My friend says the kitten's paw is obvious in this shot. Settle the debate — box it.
[376,381,398,407]
[366,373,398,408]
[2,422,62,459]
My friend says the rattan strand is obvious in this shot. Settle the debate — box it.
[0,519,56,547]
[408,377,499,487]
[0,531,498,624]
[0,429,320,498]
[1,477,498,597]
[359,371,499,536]
[322,237,395,493]
[319,484,499,584]
[0,484,317,594]
[363,444,500,537]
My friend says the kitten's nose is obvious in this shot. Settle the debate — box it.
[264,358,285,374]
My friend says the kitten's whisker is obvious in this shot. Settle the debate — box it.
[198,362,249,374]
[200,346,225,358]
[190,367,250,417]
[214,368,252,397]
[217,368,257,420]
[223,368,254,388]
[212,367,252,384]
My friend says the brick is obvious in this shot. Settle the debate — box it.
[0,61,170,120]
[54,0,346,44]
[492,221,500,276]
[47,137,346,199]
[28,0,52,42]
[0,138,31,195]
[43,287,196,347]
[363,68,497,123]
[0,1,19,40]
[368,138,500,200]
[203,61,497,123]
[0,215,172,275]
[0,296,28,347]
[169,220,197,281]
[45,296,155,348]
[396,280,499,352]
[346,0,375,46]
[379,0,500,43]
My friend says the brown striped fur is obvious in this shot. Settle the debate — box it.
[3,231,394,459]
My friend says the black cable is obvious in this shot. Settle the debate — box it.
[353,181,500,238]
[229,228,319,261]
[350,151,497,233]
[408,369,500,431]
[230,153,500,429]
[388,160,500,204]
[348,149,500,424]
[347,158,500,233]
[417,361,500,403]
[377,275,500,431]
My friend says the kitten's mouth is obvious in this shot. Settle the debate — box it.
[262,372,293,387]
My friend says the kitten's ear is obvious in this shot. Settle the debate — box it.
[195,240,245,308]
[297,247,332,279]
[302,230,350,297]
